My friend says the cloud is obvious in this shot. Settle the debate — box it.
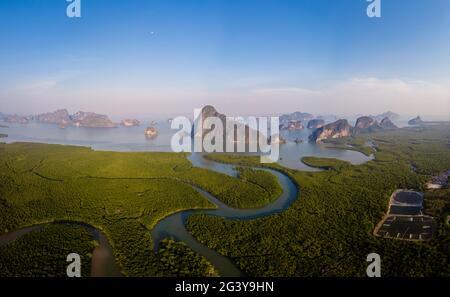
[324,77,450,116]
[237,78,450,117]
[1,76,449,118]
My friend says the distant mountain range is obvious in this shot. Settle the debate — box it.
[1,114,31,125]
[280,112,314,124]
[309,116,398,142]
[0,109,138,128]
[369,111,400,122]
[0,107,417,143]
[193,107,404,145]
[279,112,330,131]
[277,110,401,142]
[36,109,117,128]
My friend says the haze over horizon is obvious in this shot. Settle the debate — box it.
[0,0,449,119]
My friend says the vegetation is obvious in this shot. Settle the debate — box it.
[234,167,282,207]
[187,124,450,276]
[424,186,450,239]
[157,239,219,277]
[301,157,351,171]
[0,142,281,276]
[1,124,449,277]
[0,224,95,277]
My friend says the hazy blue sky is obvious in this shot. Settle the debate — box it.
[0,0,449,118]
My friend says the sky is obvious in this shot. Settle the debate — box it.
[0,0,449,119]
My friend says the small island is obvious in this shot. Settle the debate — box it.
[408,116,423,125]
[121,119,141,127]
[145,126,158,138]
[3,114,30,124]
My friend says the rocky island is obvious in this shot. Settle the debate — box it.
[36,109,71,125]
[279,111,313,131]
[193,105,267,149]
[3,114,30,124]
[145,127,158,138]
[121,119,141,127]
[379,117,398,129]
[280,111,314,123]
[193,105,226,138]
[353,116,381,135]
[309,115,399,142]
[36,109,117,128]
[70,111,117,128]
[309,119,352,142]
[408,116,423,125]
[307,119,325,129]
[281,121,303,131]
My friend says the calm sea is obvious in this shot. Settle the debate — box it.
[0,121,373,171]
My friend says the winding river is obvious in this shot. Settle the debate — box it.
[0,153,298,277]
[0,222,122,277]
[151,153,299,277]
[0,123,374,276]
